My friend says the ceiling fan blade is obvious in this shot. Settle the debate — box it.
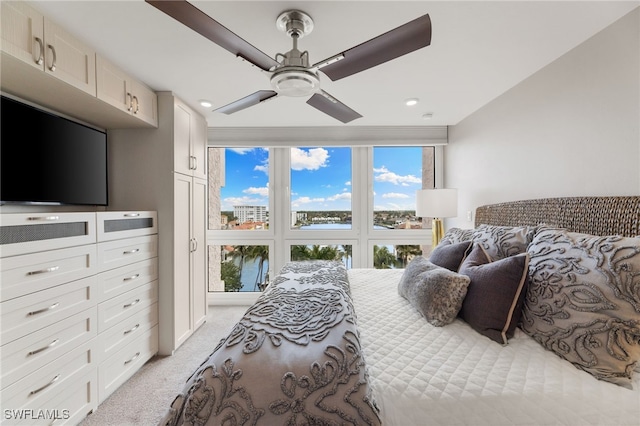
[146,0,278,71]
[314,14,431,81]
[215,90,278,115]
[306,91,362,124]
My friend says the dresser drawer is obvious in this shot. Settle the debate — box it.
[97,257,158,302]
[0,244,96,302]
[1,369,97,426]
[1,308,97,389]
[1,276,96,344]
[97,280,158,333]
[98,303,158,363]
[1,338,97,413]
[99,324,158,403]
[96,211,157,242]
[97,234,157,272]
[0,212,96,258]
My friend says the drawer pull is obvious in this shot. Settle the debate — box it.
[29,374,60,395]
[28,339,59,356]
[123,299,140,309]
[123,248,140,255]
[123,274,140,282]
[124,324,140,335]
[28,302,60,316]
[27,216,60,221]
[124,352,140,365]
[123,213,140,217]
[27,266,60,276]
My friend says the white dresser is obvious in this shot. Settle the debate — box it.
[0,211,158,424]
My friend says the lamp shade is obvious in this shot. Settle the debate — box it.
[415,189,458,218]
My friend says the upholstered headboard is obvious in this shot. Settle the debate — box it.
[475,196,640,237]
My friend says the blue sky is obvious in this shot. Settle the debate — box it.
[221,147,422,211]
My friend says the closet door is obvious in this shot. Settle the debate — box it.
[173,173,193,348]
[192,177,208,328]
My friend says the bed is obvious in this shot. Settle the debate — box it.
[161,196,640,426]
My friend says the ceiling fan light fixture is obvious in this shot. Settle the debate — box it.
[270,68,320,97]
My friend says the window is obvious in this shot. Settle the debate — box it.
[208,143,441,295]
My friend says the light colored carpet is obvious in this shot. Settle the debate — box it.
[80,305,248,426]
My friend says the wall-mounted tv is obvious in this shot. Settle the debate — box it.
[1,95,108,206]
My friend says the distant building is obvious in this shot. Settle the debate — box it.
[234,205,267,224]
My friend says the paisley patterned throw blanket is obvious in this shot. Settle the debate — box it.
[161,260,381,426]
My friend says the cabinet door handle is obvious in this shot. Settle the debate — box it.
[123,274,140,282]
[28,302,60,316]
[28,339,60,356]
[123,299,140,309]
[33,36,44,65]
[29,374,60,395]
[47,44,56,71]
[27,215,60,221]
[126,92,133,111]
[123,324,140,335]
[124,352,140,365]
[123,248,140,255]
[133,95,139,114]
[27,266,60,276]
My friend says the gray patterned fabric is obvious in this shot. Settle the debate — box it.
[161,260,381,425]
[522,229,640,388]
[398,258,471,327]
[440,227,475,246]
[471,224,536,260]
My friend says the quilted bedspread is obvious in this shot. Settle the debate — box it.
[348,268,640,426]
[161,261,381,426]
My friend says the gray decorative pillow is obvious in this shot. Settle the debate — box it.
[398,258,470,327]
[522,229,640,388]
[458,244,529,344]
[429,240,472,272]
[472,224,536,260]
[440,227,475,246]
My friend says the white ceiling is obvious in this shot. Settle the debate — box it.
[31,1,638,127]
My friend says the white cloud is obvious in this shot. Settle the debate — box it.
[290,147,329,171]
[223,196,262,206]
[228,148,254,155]
[243,185,269,197]
[374,167,421,186]
[345,181,351,186]
[382,192,410,199]
[327,192,352,201]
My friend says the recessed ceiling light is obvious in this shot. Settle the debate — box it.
[405,98,419,106]
[422,112,434,120]
[199,99,213,108]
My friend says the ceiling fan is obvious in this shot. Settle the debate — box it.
[146,1,432,123]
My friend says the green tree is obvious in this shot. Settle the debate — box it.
[373,245,399,269]
[228,245,250,281]
[221,260,242,292]
[245,245,269,291]
[395,245,422,268]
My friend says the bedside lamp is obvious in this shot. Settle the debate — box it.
[416,189,458,247]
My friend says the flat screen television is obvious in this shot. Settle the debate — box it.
[1,95,108,206]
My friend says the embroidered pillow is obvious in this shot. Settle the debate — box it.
[398,258,470,327]
[429,240,472,272]
[458,244,530,344]
[440,227,475,246]
[522,229,640,388]
[471,224,536,260]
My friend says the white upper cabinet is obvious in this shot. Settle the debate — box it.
[96,55,158,127]
[174,99,208,179]
[1,1,96,96]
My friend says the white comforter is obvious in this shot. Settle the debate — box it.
[349,268,640,426]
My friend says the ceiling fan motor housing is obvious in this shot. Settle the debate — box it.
[270,67,320,97]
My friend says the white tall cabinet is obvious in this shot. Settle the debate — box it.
[108,92,208,355]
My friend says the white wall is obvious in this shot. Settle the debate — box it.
[445,8,639,230]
